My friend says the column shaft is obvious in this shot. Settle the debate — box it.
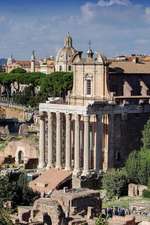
[94,114,103,172]
[65,114,71,170]
[73,114,80,175]
[103,114,109,172]
[47,112,53,168]
[82,115,90,176]
[108,114,114,168]
[38,114,45,169]
[56,112,61,169]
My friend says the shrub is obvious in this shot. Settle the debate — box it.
[95,216,108,225]
[102,168,128,199]
[143,189,150,198]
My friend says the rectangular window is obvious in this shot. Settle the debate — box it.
[86,80,91,95]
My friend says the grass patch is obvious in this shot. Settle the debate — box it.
[103,196,150,208]
[0,142,7,151]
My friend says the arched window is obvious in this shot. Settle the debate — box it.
[84,74,93,96]
[86,79,91,95]
[18,151,24,164]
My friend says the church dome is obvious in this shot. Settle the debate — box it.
[56,33,77,63]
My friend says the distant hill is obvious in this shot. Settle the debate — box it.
[0,58,7,66]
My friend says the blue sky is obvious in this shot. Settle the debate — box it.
[1,0,150,59]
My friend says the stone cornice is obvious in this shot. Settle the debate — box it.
[39,103,90,116]
[39,102,150,116]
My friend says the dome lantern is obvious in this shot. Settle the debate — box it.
[87,41,94,59]
[64,32,73,48]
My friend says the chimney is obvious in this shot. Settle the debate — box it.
[132,56,138,63]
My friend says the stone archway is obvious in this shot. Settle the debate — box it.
[15,147,26,165]
[43,213,52,225]
[18,150,24,164]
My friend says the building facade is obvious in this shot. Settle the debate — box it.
[38,47,150,175]
[5,52,55,74]
[31,37,150,176]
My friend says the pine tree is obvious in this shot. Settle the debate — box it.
[142,119,150,149]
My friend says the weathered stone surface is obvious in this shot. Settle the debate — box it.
[29,168,72,194]
[128,183,148,197]
[0,125,9,136]
[17,188,101,225]
[108,215,136,225]
[18,123,29,136]
[2,138,38,168]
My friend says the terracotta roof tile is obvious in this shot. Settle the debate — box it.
[110,61,150,74]
[29,168,72,194]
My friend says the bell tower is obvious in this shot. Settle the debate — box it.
[31,50,36,72]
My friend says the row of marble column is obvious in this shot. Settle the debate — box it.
[38,112,103,176]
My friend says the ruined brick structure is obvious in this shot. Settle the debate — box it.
[17,188,101,225]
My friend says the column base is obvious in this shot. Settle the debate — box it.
[38,162,45,169]
[73,169,81,177]
[56,165,62,170]
[65,166,71,171]
[46,164,53,170]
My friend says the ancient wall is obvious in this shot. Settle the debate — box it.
[112,112,150,167]
[0,105,27,121]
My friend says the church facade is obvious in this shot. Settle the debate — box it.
[38,37,150,175]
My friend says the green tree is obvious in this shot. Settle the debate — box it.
[10,68,26,74]
[0,173,39,208]
[95,216,108,225]
[125,148,150,185]
[14,172,40,206]
[0,209,13,225]
[102,168,128,199]
[142,118,150,149]
[125,150,139,184]
[0,71,73,106]
[40,72,73,98]
[0,175,16,205]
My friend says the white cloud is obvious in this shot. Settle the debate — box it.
[0,16,6,23]
[97,0,131,7]
[80,3,95,21]
[0,1,150,59]
[80,0,132,22]
[145,7,150,22]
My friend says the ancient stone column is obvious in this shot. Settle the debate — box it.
[108,113,114,168]
[47,112,53,169]
[82,115,90,176]
[94,113,103,172]
[73,114,80,175]
[38,113,45,169]
[103,114,109,172]
[65,113,71,170]
[56,112,61,169]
